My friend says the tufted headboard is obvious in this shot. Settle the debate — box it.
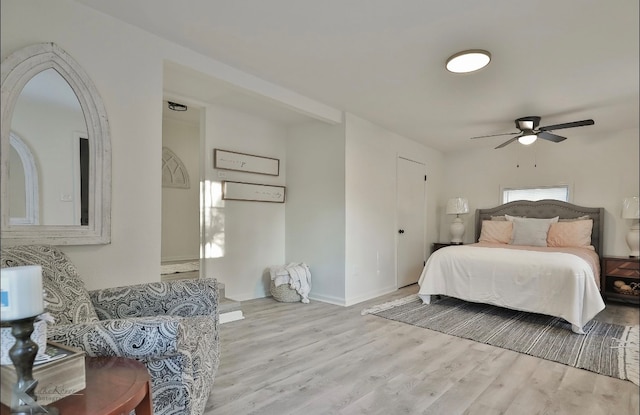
[475,199,604,256]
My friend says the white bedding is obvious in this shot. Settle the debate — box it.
[417,244,605,334]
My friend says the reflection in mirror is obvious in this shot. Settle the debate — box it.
[1,42,111,245]
[8,132,39,225]
[10,68,88,226]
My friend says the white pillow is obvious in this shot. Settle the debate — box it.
[505,214,559,224]
[506,216,559,246]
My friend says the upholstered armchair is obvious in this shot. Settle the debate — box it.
[0,245,219,415]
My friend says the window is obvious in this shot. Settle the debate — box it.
[502,185,570,204]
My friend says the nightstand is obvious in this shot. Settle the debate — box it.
[601,256,639,305]
[432,242,463,253]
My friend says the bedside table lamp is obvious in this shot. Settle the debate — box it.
[622,196,640,257]
[0,266,58,414]
[446,197,469,244]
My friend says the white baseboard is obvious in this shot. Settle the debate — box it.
[308,293,347,306]
[161,256,199,263]
[298,286,399,307]
[343,285,398,307]
[227,285,397,307]
[220,310,244,324]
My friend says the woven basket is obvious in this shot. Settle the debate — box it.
[270,280,301,303]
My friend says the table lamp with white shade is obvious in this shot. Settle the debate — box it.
[446,197,469,244]
[622,196,640,257]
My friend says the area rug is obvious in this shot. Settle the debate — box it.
[362,294,639,385]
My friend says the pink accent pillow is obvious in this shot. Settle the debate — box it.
[479,220,513,244]
[547,220,593,248]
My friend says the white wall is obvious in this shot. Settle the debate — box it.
[2,1,447,300]
[344,114,443,305]
[440,128,639,256]
[286,115,445,307]
[1,0,336,291]
[2,0,166,289]
[286,121,347,304]
[202,104,287,301]
[161,116,200,262]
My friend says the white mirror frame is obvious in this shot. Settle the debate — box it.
[1,43,111,245]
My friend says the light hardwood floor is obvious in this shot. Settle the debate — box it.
[206,285,640,415]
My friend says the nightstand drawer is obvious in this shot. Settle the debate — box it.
[601,256,639,304]
[604,259,640,278]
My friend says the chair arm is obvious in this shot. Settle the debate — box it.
[89,278,218,320]
[47,314,214,363]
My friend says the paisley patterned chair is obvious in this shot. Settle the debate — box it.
[1,245,219,415]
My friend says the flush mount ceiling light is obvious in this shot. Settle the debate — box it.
[168,101,187,111]
[446,50,491,73]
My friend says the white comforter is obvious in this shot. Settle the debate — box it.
[417,244,605,334]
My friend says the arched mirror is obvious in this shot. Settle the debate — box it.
[1,43,111,245]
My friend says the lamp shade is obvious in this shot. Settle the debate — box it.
[622,197,640,219]
[446,197,469,215]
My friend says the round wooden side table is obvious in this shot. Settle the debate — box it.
[1,356,153,415]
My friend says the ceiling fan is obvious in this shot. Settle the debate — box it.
[470,116,595,149]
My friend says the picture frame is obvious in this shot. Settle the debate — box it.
[221,181,286,203]
[214,149,280,176]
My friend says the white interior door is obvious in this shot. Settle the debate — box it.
[397,157,426,288]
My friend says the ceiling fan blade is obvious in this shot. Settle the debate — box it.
[539,119,594,132]
[470,132,519,139]
[537,131,567,143]
[495,136,519,149]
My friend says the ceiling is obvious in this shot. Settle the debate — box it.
[76,0,639,153]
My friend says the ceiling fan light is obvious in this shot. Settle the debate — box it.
[446,50,491,73]
[518,134,537,145]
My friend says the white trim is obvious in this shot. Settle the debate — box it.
[307,293,347,306]
[219,310,245,324]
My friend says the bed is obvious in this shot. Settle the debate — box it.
[418,199,606,334]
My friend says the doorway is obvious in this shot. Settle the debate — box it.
[396,156,426,288]
[161,101,202,264]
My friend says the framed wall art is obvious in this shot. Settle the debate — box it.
[221,181,286,203]
[214,149,279,176]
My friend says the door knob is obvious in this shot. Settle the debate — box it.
[398,229,405,234]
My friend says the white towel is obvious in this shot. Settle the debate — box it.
[270,265,290,287]
[284,263,312,303]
